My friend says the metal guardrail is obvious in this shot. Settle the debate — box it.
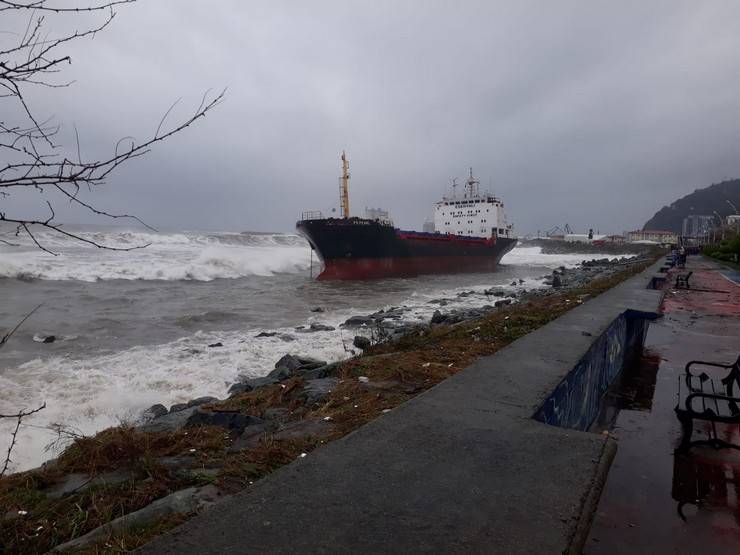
[301,211,324,221]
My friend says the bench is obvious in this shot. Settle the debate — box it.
[675,355,740,453]
[675,271,693,289]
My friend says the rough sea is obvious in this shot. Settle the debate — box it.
[0,225,628,472]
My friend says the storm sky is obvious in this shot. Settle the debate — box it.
[5,0,740,235]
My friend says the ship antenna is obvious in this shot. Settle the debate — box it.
[451,177,458,199]
[340,150,350,219]
[467,167,478,197]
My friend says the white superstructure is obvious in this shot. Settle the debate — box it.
[433,169,513,239]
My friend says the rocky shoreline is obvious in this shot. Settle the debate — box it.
[140,254,648,433]
[0,253,658,554]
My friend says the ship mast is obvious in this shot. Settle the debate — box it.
[340,151,350,219]
[466,167,479,198]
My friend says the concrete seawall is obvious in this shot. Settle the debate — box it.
[139,260,665,555]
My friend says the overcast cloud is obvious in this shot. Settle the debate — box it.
[4,0,740,235]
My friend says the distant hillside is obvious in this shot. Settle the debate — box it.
[643,179,740,233]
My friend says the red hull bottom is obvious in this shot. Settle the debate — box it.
[317,256,501,280]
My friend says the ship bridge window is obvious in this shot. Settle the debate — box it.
[499,228,505,234]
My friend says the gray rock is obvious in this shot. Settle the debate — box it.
[139,406,200,433]
[207,342,223,348]
[310,307,324,313]
[228,423,269,452]
[353,335,371,350]
[295,356,327,369]
[267,366,293,381]
[302,378,339,405]
[552,273,562,288]
[431,310,445,324]
[142,404,168,421]
[185,408,263,434]
[228,375,279,396]
[274,354,304,371]
[307,323,335,332]
[169,403,189,414]
[272,419,335,441]
[255,331,277,338]
[494,299,512,307]
[299,364,334,380]
[187,396,219,408]
[342,315,375,327]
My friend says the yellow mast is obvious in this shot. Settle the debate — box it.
[340,151,350,219]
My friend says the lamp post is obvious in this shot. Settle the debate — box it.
[713,211,725,241]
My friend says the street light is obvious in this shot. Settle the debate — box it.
[727,199,739,214]
[713,211,726,241]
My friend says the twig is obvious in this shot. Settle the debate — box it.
[1,402,46,477]
[0,303,42,349]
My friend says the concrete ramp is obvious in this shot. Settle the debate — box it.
[138,263,664,554]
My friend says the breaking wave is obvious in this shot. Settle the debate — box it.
[0,229,312,282]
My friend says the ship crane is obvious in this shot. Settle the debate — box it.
[339,151,350,219]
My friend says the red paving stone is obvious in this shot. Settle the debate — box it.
[587,256,740,554]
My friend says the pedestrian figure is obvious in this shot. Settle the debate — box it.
[678,246,686,268]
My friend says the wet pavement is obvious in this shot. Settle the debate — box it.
[587,256,740,554]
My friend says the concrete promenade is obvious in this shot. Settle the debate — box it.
[588,256,740,554]
[138,262,665,554]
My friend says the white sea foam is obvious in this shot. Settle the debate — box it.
[0,272,548,473]
[500,246,632,268]
[0,229,311,281]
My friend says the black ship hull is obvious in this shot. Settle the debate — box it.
[296,218,517,280]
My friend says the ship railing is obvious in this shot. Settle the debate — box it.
[301,211,324,221]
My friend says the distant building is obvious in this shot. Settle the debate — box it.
[605,235,626,244]
[626,229,678,245]
[727,214,740,226]
[564,233,606,243]
[682,215,713,239]
[365,207,392,224]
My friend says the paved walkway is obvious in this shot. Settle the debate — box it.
[587,256,740,554]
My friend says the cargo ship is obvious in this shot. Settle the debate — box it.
[296,152,516,280]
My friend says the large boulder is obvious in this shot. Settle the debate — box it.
[431,310,445,324]
[138,406,200,433]
[185,408,262,434]
[274,354,304,372]
[302,378,339,405]
[228,376,279,396]
[142,404,168,421]
[342,315,375,327]
[353,335,371,350]
[272,419,335,441]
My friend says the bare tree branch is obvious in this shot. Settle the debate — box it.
[1,0,225,251]
[0,305,46,476]
[1,402,46,477]
[0,303,41,349]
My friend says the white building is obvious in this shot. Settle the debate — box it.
[433,170,513,239]
[682,215,713,239]
[564,233,606,243]
[626,229,678,245]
